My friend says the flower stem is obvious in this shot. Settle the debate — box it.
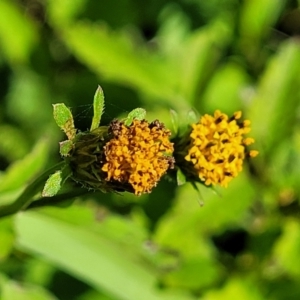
[0,161,65,218]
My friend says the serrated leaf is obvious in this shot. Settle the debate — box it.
[53,103,76,140]
[59,140,73,157]
[170,109,179,136]
[176,168,186,186]
[90,85,105,131]
[124,108,146,126]
[42,171,63,197]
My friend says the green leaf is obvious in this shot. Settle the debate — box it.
[248,40,300,156]
[240,0,286,42]
[186,109,199,125]
[201,62,250,113]
[59,140,73,157]
[0,125,30,162]
[190,182,204,207]
[176,20,232,104]
[42,166,71,197]
[155,172,256,244]
[1,279,57,300]
[0,219,14,260]
[42,171,63,198]
[124,108,146,126]
[15,207,194,300]
[90,85,105,131]
[273,220,300,278]
[0,139,49,195]
[60,22,187,110]
[47,0,87,27]
[53,103,76,140]
[170,109,179,136]
[0,0,38,64]
[176,168,186,186]
[203,278,264,300]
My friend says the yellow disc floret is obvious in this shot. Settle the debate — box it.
[184,110,258,187]
[102,119,174,195]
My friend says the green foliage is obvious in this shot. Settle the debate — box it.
[124,108,146,126]
[53,104,76,140]
[0,139,49,195]
[42,171,64,198]
[90,86,105,131]
[1,0,300,300]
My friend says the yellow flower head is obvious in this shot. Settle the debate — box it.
[102,119,174,195]
[184,110,258,187]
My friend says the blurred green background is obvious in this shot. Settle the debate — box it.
[1,0,300,299]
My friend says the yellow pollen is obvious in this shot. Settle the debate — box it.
[102,120,174,195]
[184,110,258,187]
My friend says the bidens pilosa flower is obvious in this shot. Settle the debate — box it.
[175,110,258,187]
[102,119,174,195]
[69,119,174,195]
[46,87,175,198]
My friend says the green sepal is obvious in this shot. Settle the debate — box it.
[124,108,146,126]
[170,109,179,136]
[190,181,204,206]
[90,85,105,131]
[176,168,186,186]
[53,103,76,140]
[186,109,199,125]
[42,166,72,197]
[59,140,74,157]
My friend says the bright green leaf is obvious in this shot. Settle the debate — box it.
[155,172,256,245]
[0,139,49,195]
[15,208,194,300]
[177,19,232,104]
[248,40,300,156]
[170,109,178,136]
[0,0,38,64]
[240,0,286,42]
[202,277,264,300]
[60,22,188,110]
[273,220,300,278]
[47,0,87,27]
[42,171,63,198]
[0,125,30,162]
[53,103,76,140]
[1,279,57,300]
[90,85,105,131]
[0,218,14,260]
[42,165,71,197]
[202,62,250,113]
[186,109,199,124]
[124,108,146,126]
[176,169,186,186]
